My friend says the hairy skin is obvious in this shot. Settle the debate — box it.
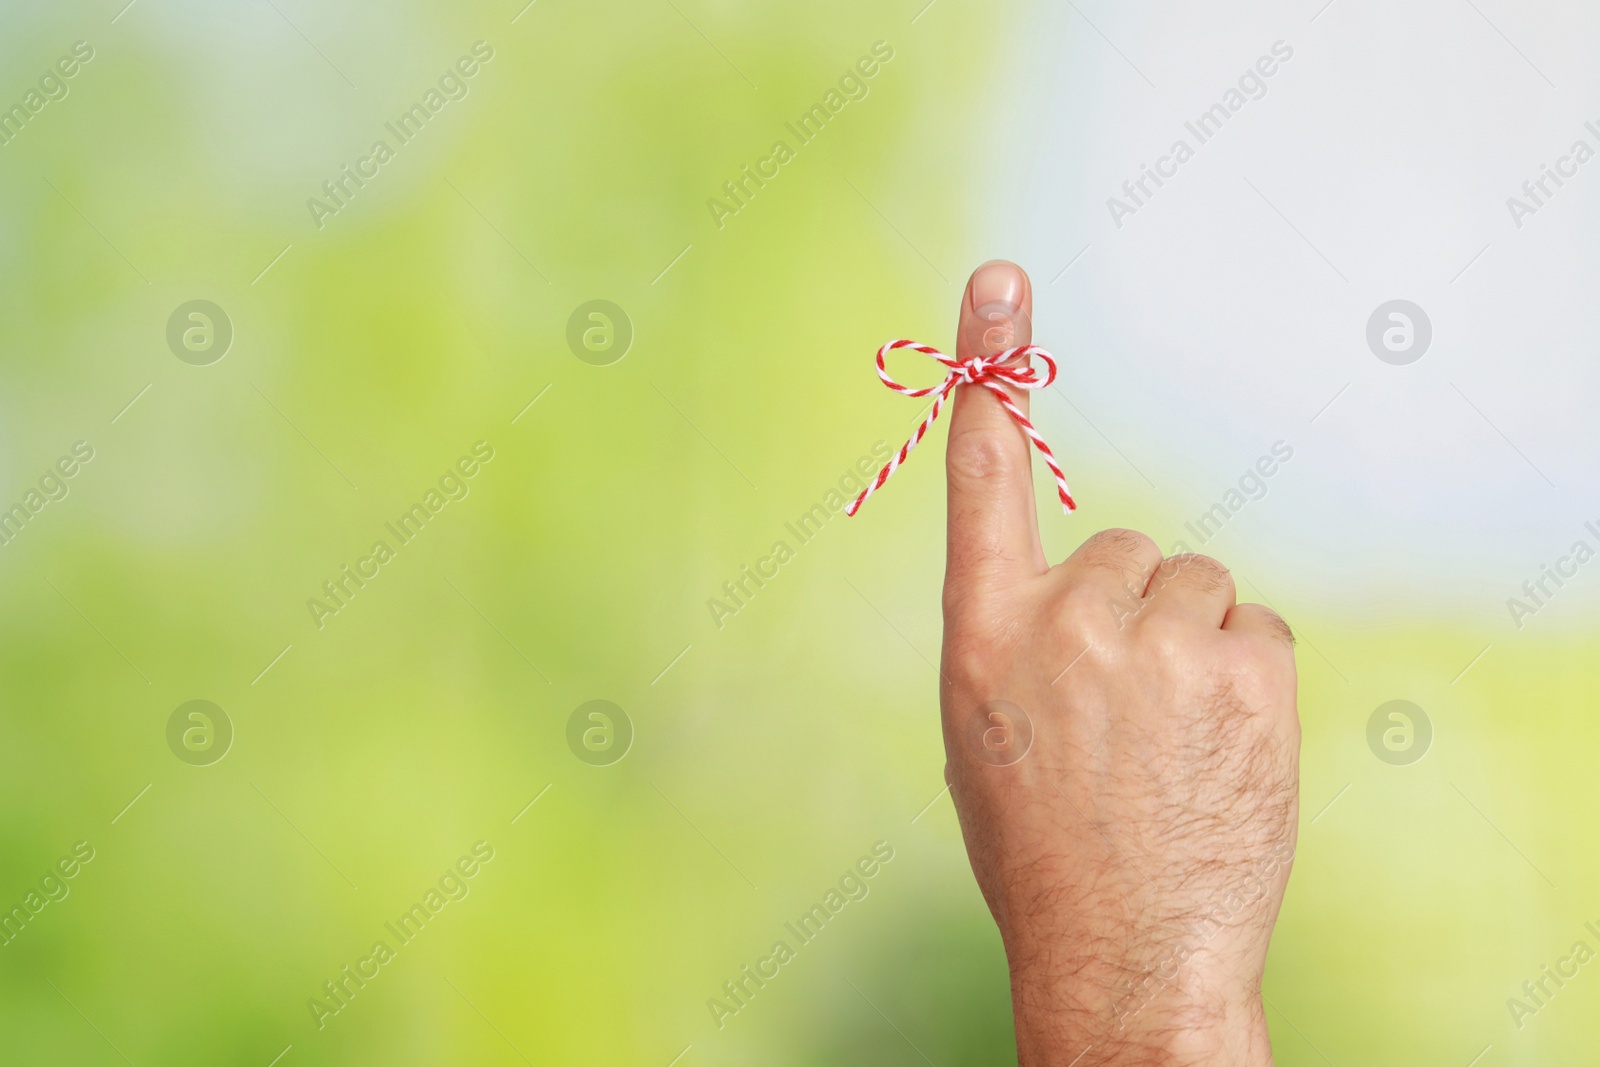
[938,262,1300,1066]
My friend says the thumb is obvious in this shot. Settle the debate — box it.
[944,260,1047,591]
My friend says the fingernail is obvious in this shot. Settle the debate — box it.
[968,260,1025,314]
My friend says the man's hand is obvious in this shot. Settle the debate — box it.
[939,261,1300,1066]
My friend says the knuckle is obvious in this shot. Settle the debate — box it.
[1077,527,1160,569]
[1154,552,1232,595]
[1165,551,1220,573]
[1229,603,1296,650]
[1093,527,1160,555]
[1259,609,1296,647]
[946,426,1024,485]
[941,587,1021,689]
[943,627,1003,690]
[1059,529,1163,616]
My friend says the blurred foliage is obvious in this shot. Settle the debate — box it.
[0,1,1593,1065]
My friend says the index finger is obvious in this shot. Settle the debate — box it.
[945,260,1048,592]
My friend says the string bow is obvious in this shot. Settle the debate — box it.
[845,339,1077,517]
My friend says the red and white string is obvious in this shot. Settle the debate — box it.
[845,339,1077,517]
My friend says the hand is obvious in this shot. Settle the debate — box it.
[938,261,1301,1066]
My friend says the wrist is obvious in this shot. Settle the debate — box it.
[1008,954,1272,1067]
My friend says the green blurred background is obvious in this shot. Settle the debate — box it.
[1,0,1595,1063]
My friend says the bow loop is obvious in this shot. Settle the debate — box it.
[847,340,1077,517]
